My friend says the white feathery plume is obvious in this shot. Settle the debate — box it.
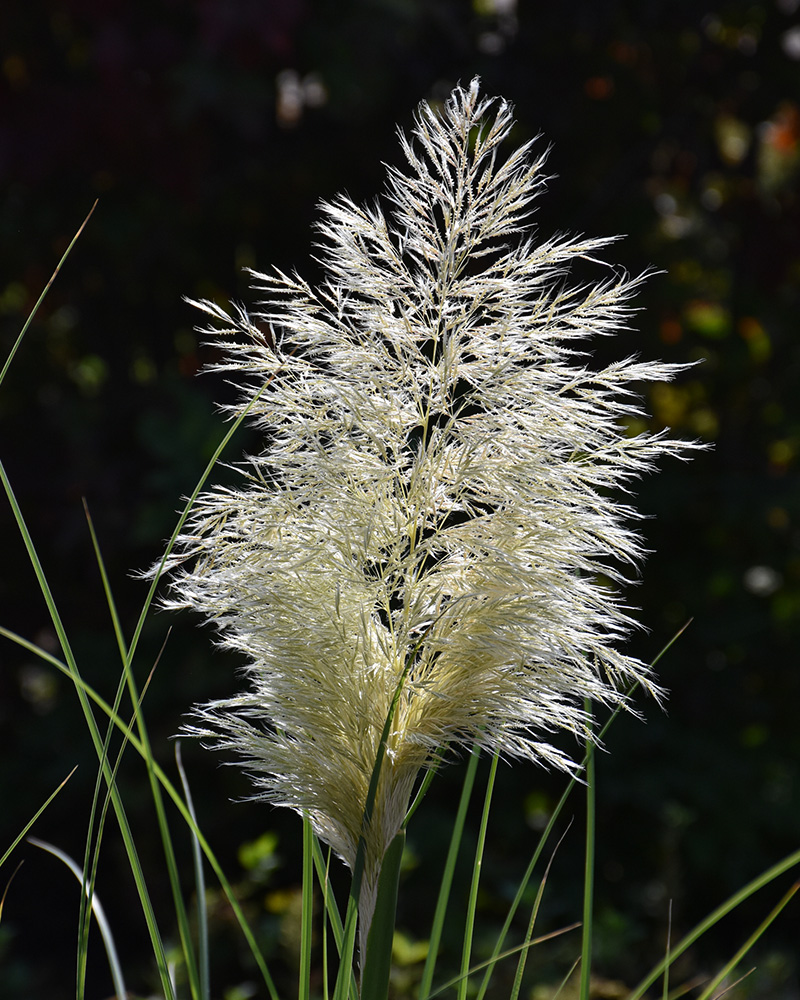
[159,79,698,943]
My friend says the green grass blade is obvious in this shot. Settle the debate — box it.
[78,647,168,999]
[82,501,201,1000]
[0,863,24,924]
[475,781,575,1000]
[628,848,800,999]
[361,830,406,1000]
[662,900,673,1000]
[300,815,314,1000]
[87,368,277,1000]
[312,837,344,950]
[76,501,136,999]
[5,214,99,994]
[579,700,595,1000]
[458,751,498,1000]
[77,693,130,1000]
[473,626,691,1000]
[0,461,176,1000]
[0,201,97,390]
[332,894,360,1000]
[311,837,358,1000]
[425,922,582,1000]
[106,632,200,997]
[403,755,442,827]
[695,881,799,1000]
[82,499,130,664]
[0,767,76,872]
[321,846,332,1000]
[0,623,279,1000]
[552,957,581,1000]
[474,726,604,999]
[177,741,210,1000]
[5,304,281,997]
[508,823,574,1000]
[418,743,481,1000]
[705,968,756,1000]
[28,837,127,1000]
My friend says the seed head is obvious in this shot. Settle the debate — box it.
[161,78,698,936]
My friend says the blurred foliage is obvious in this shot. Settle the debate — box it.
[1,1,799,997]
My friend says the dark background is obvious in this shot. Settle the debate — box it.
[1,1,798,998]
